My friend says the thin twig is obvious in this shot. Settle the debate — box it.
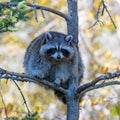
[89,1,102,28]
[12,80,31,116]
[89,20,99,29]
[96,1,102,19]
[0,92,8,118]
[101,0,117,29]
[0,2,67,20]
[32,0,38,22]
[90,0,117,29]
[40,9,45,19]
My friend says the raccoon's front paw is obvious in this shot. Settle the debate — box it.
[34,75,41,80]
[53,78,61,87]
[33,73,46,80]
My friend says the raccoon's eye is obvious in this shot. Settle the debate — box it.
[61,49,70,57]
[46,48,56,55]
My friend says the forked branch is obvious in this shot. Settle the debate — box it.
[90,0,117,29]
[77,71,120,98]
[0,68,66,94]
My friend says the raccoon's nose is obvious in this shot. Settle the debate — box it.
[57,55,61,59]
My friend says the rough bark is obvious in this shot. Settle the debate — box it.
[67,0,78,44]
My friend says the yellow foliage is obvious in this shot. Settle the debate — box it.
[93,0,101,9]
[33,103,43,113]
[91,98,104,106]
[99,111,106,120]
[104,50,112,59]
[6,103,13,114]
[100,66,109,74]
[93,64,99,71]
[92,41,101,51]
[80,99,86,107]
[116,66,120,71]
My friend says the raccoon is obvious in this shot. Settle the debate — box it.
[24,31,84,103]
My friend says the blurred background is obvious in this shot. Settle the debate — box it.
[0,0,120,119]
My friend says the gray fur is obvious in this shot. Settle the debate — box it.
[65,35,73,43]
[24,31,84,103]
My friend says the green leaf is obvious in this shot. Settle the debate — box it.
[10,0,26,2]
[17,1,26,9]
[110,105,120,118]
[22,112,38,120]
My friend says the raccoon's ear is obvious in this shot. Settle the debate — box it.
[45,32,52,42]
[65,35,73,43]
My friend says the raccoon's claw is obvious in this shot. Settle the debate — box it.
[53,78,61,87]
[33,75,44,81]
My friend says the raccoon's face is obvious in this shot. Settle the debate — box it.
[39,32,75,62]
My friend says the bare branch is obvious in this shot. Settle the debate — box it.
[40,9,45,19]
[77,71,120,95]
[89,19,104,29]
[32,0,38,22]
[96,1,102,19]
[101,0,117,29]
[89,1,103,28]
[79,81,120,98]
[90,0,117,29]
[0,92,8,118]
[0,2,67,20]
[0,68,66,94]
[12,80,31,116]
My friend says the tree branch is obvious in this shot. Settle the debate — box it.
[0,92,8,118]
[12,80,31,116]
[90,0,117,29]
[0,2,67,21]
[101,0,117,29]
[77,71,120,96]
[79,81,120,99]
[32,0,38,22]
[0,68,66,94]
[88,81,120,92]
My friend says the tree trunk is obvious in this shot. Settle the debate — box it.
[66,97,79,120]
[67,0,78,44]
[65,76,80,120]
